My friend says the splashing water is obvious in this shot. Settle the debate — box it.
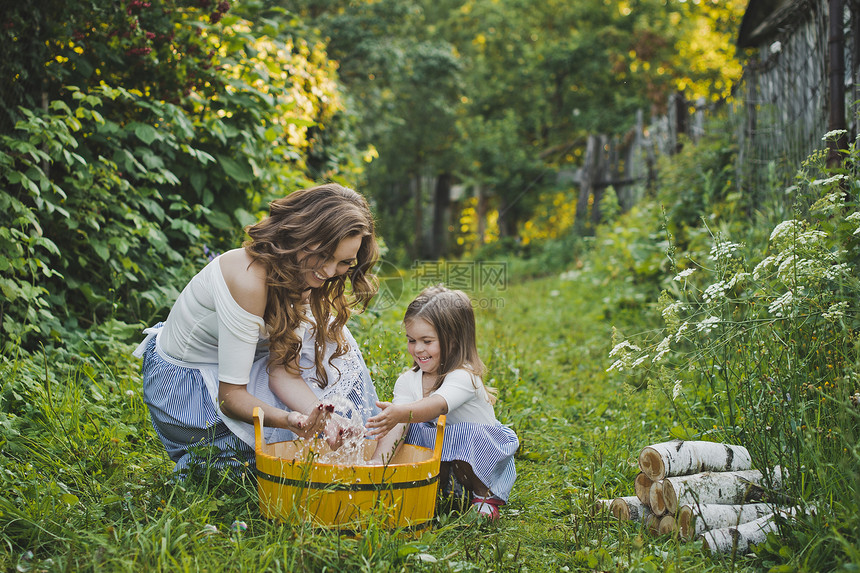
[292,394,374,466]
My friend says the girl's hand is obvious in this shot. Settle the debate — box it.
[365,401,405,438]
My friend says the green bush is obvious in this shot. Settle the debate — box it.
[610,130,860,569]
[0,2,362,353]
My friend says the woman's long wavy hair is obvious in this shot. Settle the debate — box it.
[404,285,491,400]
[244,183,379,388]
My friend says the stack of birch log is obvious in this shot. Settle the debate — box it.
[599,440,791,554]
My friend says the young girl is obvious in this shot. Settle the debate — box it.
[366,286,518,520]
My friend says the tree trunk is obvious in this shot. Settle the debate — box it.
[431,173,452,258]
[645,514,661,535]
[648,480,667,517]
[658,515,677,536]
[412,175,424,258]
[701,513,776,554]
[476,184,487,247]
[634,472,653,506]
[677,503,776,541]
[497,197,514,238]
[662,467,783,515]
[673,92,687,154]
[608,496,652,521]
[638,440,752,481]
[595,498,613,512]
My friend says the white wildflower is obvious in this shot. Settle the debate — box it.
[726,272,749,289]
[631,355,649,368]
[795,229,828,245]
[753,256,776,280]
[768,290,794,317]
[824,263,851,281]
[710,241,743,261]
[822,129,847,141]
[848,212,860,235]
[774,256,819,283]
[703,280,729,303]
[776,254,796,277]
[661,301,684,319]
[812,174,849,186]
[672,380,683,400]
[653,337,671,362]
[825,249,847,262]
[607,360,625,373]
[822,301,849,321]
[609,340,641,357]
[673,268,695,281]
[674,321,689,343]
[769,220,802,243]
[696,316,720,333]
[812,192,846,214]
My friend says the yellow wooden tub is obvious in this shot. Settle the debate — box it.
[252,407,446,533]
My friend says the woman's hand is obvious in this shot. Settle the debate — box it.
[283,403,333,438]
[365,401,407,439]
[321,412,361,451]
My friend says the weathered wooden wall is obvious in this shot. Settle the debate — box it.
[575,2,859,228]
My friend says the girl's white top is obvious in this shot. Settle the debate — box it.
[157,255,281,385]
[392,368,498,425]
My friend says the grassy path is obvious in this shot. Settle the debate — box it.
[0,270,762,572]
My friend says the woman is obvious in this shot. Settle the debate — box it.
[133,183,380,474]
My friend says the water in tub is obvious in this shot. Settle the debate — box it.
[292,394,372,466]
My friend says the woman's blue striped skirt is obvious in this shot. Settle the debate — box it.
[139,330,254,474]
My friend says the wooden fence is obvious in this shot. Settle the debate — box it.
[573,1,859,230]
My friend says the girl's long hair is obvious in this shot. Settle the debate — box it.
[404,285,489,398]
[244,183,379,387]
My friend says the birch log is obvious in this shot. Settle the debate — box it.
[701,513,777,554]
[662,467,783,514]
[677,503,776,541]
[645,514,661,535]
[648,481,667,516]
[594,499,613,513]
[658,515,677,536]
[638,440,752,481]
[609,496,652,521]
[634,472,653,506]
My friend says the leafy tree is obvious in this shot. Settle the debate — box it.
[284,0,463,260]
[0,0,357,351]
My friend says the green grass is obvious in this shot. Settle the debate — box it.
[3,176,860,570]
[0,261,766,573]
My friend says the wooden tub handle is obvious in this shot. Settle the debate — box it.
[253,406,265,454]
[432,415,446,462]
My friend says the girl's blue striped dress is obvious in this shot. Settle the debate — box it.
[393,368,518,502]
